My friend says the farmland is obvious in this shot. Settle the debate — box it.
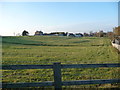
[2,36,120,88]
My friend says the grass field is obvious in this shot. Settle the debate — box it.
[2,36,120,88]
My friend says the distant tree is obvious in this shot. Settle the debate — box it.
[16,33,21,36]
[22,30,29,36]
[107,32,114,40]
[98,30,104,37]
[113,26,120,36]
[94,32,98,37]
[83,33,89,37]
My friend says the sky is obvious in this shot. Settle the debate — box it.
[0,1,118,36]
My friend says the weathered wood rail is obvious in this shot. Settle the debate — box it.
[1,63,120,89]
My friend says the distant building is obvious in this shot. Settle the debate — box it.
[34,31,43,36]
[67,33,75,37]
[50,32,67,36]
[67,33,83,37]
[43,33,51,36]
[74,33,83,37]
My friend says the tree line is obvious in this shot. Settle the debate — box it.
[21,26,120,38]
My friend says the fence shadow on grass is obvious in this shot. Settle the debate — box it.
[2,41,77,47]
[2,36,79,47]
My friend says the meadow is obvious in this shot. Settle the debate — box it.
[2,36,120,88]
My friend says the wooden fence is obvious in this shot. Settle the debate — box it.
[2,62,120,89]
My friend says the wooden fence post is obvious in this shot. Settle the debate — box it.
[53,62,62,90]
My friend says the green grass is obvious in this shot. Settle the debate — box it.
[2,36,120,88]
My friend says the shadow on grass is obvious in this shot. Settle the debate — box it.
[73,40,90,43]
[3,41,77,46]
[2,36,76,47]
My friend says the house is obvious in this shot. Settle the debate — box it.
[43,33,52,36]
[34,31,43,36]
[50,32,66,36]
[67,33,83,37]
[74,33,83,37]
[67,33,75,37]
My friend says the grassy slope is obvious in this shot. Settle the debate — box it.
[2,36,119,88]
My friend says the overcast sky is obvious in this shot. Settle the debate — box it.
[0,1,118,36]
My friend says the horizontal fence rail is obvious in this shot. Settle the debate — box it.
[62,79,120,86]
[61,63,120,68]
[2,81,54,88]
[2,63,120,70]
[2,79,120,88]
[1,63,120,89]
[2,65,53,70]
